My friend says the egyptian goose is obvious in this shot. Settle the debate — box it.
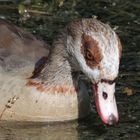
[0,18,122,125]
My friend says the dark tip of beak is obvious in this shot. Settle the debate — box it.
[107,114,117,125]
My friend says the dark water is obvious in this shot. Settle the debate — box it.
[0,0,140,140]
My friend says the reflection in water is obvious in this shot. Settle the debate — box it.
[0,121,78,140]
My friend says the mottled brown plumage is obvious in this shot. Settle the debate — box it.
[0,19,49,74]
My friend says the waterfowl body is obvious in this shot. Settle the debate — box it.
[0,18,122,125]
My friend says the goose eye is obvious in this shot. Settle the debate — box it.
[86,51,93,60]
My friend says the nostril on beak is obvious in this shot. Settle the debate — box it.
[107,114,117,125]
[103,92,108,100]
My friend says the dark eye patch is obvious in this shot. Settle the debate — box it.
[81,34,102,68]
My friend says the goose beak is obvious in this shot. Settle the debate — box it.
[92,82,119,125]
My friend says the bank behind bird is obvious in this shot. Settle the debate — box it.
[0,18,122,125]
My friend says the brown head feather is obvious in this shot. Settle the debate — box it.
[81,34,102,69]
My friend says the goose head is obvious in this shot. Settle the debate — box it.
[66,19,122,125]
